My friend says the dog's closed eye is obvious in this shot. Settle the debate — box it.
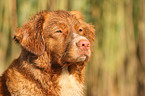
[56,30,62,33]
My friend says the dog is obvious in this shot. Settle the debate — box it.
[0,10,95,96]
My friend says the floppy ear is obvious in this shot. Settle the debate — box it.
[13,14,45,56]
[70,11,84,20]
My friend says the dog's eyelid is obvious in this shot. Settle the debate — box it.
[78,27,84,35]
[78,25,85,32]
[56,30,62,33]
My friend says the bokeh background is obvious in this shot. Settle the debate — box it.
[0,0,145,96]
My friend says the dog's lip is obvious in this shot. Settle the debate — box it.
[76,54,89,62]
[62,54,88,64]
[79,54,87,60]
[79,51,89,56]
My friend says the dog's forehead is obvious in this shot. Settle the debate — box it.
[44,11,79,26]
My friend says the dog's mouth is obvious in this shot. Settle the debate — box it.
[62,51,90,64]
[76,54,88,62]
[76,51,90,62]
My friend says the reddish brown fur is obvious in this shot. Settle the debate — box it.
[0,10,95,96]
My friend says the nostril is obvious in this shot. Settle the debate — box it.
[87,43,90,47]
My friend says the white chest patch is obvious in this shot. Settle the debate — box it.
[58,67,85,96]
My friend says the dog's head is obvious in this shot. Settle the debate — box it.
[14,10,95,65]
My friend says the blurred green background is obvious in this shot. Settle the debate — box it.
[0,0,145,96]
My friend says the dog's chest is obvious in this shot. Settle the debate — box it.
[58,67,84,96]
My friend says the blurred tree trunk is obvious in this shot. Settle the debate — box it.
[47,0,57,10]
[38,0,47,10]
[124,0,138,95]
[10,0,17,35]
[137,0,145,96]
[0,0,5,74]
[0,0,11,69]
[47,0,70,10]
[6,0,18,65]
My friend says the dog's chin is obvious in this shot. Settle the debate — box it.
[63,54,90,64]
[76,54,89,62]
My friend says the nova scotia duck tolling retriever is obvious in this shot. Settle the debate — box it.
[0,10,95,96]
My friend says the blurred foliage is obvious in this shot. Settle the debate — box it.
[0,0,145,96]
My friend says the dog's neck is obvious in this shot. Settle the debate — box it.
[58,66,85,96]
[20,49,86,81]
[19,49,86,95]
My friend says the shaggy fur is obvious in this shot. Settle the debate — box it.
[0,10,95,96]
